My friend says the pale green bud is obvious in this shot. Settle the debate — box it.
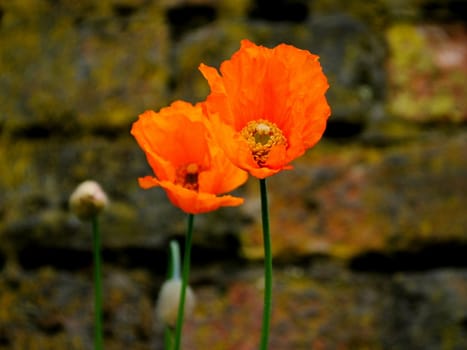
[156,279,196,327]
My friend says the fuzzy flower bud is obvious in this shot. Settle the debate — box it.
[69,180,109,220]
[155,278,196,327]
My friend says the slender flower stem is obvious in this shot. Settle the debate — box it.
[173,214,195,350]
[92,215,103,350]
[259,178,272,350]
[164,325,173,350]
[164,240,181,350]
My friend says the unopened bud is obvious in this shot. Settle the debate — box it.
[69,180,108,220]
[156,279,195,327]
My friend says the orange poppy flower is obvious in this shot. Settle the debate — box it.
[199,39,331,179]
[131,101,248,214]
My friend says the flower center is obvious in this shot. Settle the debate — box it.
[175,163,200,191]
[240,119,287,166]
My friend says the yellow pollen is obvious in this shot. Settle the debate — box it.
[240,119,287,166]
[175,163,200,191]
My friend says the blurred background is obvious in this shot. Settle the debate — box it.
[0,0,466,349]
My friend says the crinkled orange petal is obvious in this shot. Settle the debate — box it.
[248,166,281,179]
[138,175,161,189]
[154,104,211,167]
[204,111,257,172]
[301,94,331,149]
[159,180,244,214]
[199,64,236,127]
[198,145,248,194]
[131,111,176,181]
[131,103,212,181]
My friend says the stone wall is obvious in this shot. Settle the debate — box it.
[0,0,466,349]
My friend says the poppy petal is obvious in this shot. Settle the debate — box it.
[159,181,244,214]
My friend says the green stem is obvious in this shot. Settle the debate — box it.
[173,214,195,350]
[164,328,173,350]
[92,215,103,350]
[259,179,272,350]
